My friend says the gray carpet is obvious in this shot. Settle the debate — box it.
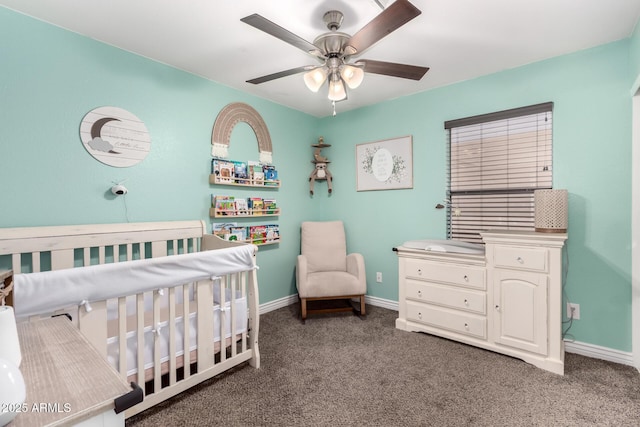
[126,305,640,426]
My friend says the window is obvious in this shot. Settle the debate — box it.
[445,102,553,243]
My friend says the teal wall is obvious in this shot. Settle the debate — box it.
[0,8,319,305]
[320,41,633,351]
[0,7,636,352]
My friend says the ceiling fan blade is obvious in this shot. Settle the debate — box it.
[246,66,313,85]
[241,14,318,55]
[358,59,429,80]
[345,0,421,56]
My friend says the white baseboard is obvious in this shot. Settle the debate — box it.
[365,295,399,311]
[260,294,398,314]
[564,340,635,367]
[262,294,637,369]
[259,294,298,314]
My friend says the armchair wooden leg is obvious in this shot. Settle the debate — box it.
[300,298,307,324]
[360,295,366,317]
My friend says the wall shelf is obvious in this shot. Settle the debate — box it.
[209,174,280,188]
[209,208,280,218]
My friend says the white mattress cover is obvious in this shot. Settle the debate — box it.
[13,244,255,317]
[107,293,247,377]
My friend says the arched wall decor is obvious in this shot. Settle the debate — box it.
[211,102,273,164]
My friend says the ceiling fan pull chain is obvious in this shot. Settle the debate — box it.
[332,101,337,117]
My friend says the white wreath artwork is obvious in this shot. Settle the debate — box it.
[356,135,413,191]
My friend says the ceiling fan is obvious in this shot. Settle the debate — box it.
[241,0,429,106]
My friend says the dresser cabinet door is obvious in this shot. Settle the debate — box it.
[493,269,548,355]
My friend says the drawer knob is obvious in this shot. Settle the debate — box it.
[417,290,422,298]
[417,268,422,275]
[418,312,422,319]
[464,299,469,306]
[495,304,500,311]
[517,256,524,264]
[463,275,469,282]
[464,323,469,330]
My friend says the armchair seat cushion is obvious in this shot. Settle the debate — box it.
[299,271,366,299]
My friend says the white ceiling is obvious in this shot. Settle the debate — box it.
[2,0,640,117]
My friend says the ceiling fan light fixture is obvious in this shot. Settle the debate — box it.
[303,67,328,92]
[328,74,347,101]
[340,64,364,89]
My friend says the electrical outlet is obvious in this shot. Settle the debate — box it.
[567,303,580,320]
[376,272,382,283]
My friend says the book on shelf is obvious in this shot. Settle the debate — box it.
[233,161,249,184]
[249,163,265,186]
[248,197,264,215]
[263,165,278,186]
[213,195,235,215]
[212,159,235,184]
[263,198,277,214]
[212,222,237,240]
[229,226,248,242]
[265,224,280,242]
[234,198,249,216]
[249,225,267,244]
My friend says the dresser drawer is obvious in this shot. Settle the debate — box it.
[406,301,487,339]
[493,246,547,272]
[404,259,485,290]
[406,279,486,314]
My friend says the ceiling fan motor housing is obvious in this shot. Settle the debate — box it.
[323,10,344,31]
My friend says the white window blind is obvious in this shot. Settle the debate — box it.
[445,103,553,243]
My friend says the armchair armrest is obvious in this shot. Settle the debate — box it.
[346,253,367,291]
[296,254,308,293]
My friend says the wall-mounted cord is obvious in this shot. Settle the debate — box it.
[111,180,130,222]
[122,194,131,223]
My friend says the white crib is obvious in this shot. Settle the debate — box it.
[0,220,260,418]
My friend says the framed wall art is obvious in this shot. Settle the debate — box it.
[355,135,413,191]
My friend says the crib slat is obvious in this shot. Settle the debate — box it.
[151,241,167,257]
[31,251,41,272]
[78,300,108,356]
[240,271,247,354]
[196,279,214,370]
[83,247,90,267]
[168,287,177,386]
[219,277,227,363]
[97,246,106,264]
[11,253,21,274]
[182,284,191,380]
[118,297,127,381]
[229,273,237,358]
[51,249,74,270]
[153,290,162,393]
[248,266,260,369]
[136,294,145,390]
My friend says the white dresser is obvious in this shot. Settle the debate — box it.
[395,231,567,374]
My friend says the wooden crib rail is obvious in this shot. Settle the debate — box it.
[0,220,206,273]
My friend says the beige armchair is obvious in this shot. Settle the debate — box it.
[296,221,366,323]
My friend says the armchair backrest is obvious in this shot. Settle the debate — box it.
[301,221,347,273]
